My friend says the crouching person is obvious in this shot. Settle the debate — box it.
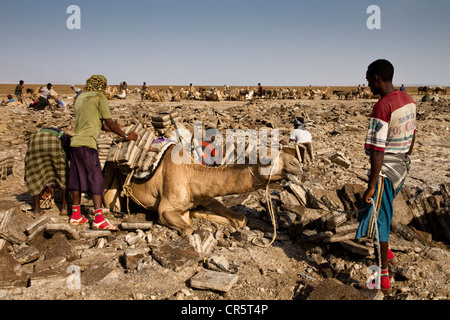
[25,127,71,217]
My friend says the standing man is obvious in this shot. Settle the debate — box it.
[15,80,24,104]
[355,60,416,293]
[188,83,195,98]
[257,83,263,97]
[141,82,147,101]
[68,75,138,230]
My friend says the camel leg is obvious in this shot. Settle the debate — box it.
[201,198,247,229]
[158,201,196,236]
[103,166,123,212]
[103,188,122,212]
[191,209,232,225]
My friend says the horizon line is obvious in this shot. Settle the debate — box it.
[0,82,447,88]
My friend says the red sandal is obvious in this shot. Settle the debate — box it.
[92,219,118,231]
[70,216,88,224]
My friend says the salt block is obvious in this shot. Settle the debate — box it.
[151,237,200,272]
[120,221,153,230]
[46,223,80,240]
[190,269,238,293]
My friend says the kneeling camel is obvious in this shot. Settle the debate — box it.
[103,145,303,236]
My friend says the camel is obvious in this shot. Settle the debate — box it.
[434,86,447,95]
[309,89,320,99]
[202,88,222,101]
[333,90,345,100]
[146,90,166,102]
[418,86,428,95]
[114,90,127,99]
[235,87,254,101]
[103,145,303,236]
[171,90,182,102]
[320,87,330,100]
[32,86,42,100]
[105,86,117,100]
[361,89,372,99]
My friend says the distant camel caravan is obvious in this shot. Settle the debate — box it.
[418,86,446,95]
[103,145,303,236]
[126,85,384,102]
[25,84,443,104]
[20,84,445,107]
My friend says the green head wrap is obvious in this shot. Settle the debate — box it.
[84,75,108,95]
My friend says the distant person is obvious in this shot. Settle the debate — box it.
[71,85,83,102]
[25,127,71,217]
[56,98,67,109]
[421,94,431,102]
[257,83,263,97]
[68,75,138,230]
[400,84,405,92]
[289,119,313,163]
[6,94,20,106]
[141,82,147,101]
[34,83,54,110]
[119,81,128,92]
[290,119,312,144]
[432,93,439,102]
[188,83,195,97]
[71,85,82,93]
[15,80,24,103]
[116,81,128,99]
[355,59,416,294]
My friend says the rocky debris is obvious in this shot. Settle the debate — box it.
[0,95,448,300]
[0,251,28,288]
[329,152,352,169]
[204,255,238,274]
[297,278,375,300]
[123,248,150,270]
[0,152,14,182]
[0,203,34,244]
[401,184,450,244]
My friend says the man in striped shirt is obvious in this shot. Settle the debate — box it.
[356,59,416,294]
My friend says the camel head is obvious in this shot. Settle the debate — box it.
[257,146,303,185]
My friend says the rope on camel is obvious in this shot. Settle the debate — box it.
[251,149,282,248]
[121,168,151,215]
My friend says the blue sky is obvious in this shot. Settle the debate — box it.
[0,0,449,86]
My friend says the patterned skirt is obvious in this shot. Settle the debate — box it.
[25,132,68,196]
